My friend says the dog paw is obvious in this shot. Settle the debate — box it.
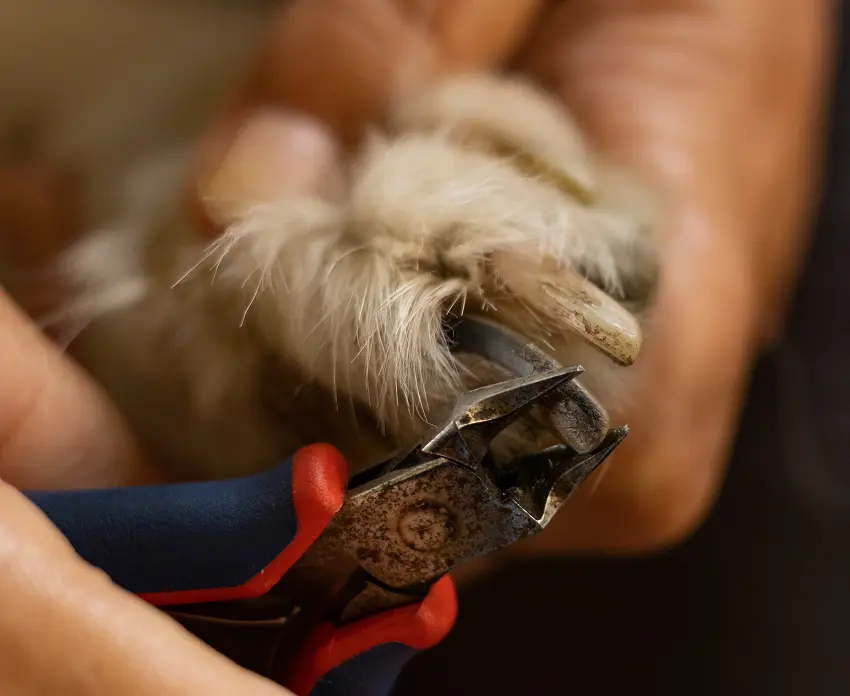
[205,73,662,453]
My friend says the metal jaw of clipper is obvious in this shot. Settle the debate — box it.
[271,317,628,627]
[437,316,630,528]
[446,317,611,453]
[411,363,628,537]
[301,360,626,622]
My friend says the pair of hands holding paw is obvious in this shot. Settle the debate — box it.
[0,0,829,693]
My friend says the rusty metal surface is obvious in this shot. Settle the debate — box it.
[338,457,538,589]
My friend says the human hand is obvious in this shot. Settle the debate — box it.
[0,285,295,692]
[0,0,830,690]
[190,0,831,555]
[517,0,831,552]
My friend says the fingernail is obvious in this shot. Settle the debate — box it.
[197,110,344,230]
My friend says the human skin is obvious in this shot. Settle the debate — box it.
[0,0,832,692]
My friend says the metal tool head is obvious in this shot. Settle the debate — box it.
[447,317,611,452]
[421,366,584,469]
[273,319,630,628]
[419,362,628,527]
[406,317,629,526]
[316,372,627,597]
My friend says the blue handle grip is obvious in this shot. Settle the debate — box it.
[309,644,416,696]
[24,459,297,595]
[23,445,442,696]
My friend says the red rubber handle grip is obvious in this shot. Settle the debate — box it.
[285,575,457,696]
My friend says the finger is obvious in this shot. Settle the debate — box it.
[196,109,345,229]
[515,0,830,550]
[0,289,155,489]
[0,483,289,696]
[532,210,761,552]
[192,0,544,231]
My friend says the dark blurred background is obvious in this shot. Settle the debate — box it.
[395,7,850,696]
